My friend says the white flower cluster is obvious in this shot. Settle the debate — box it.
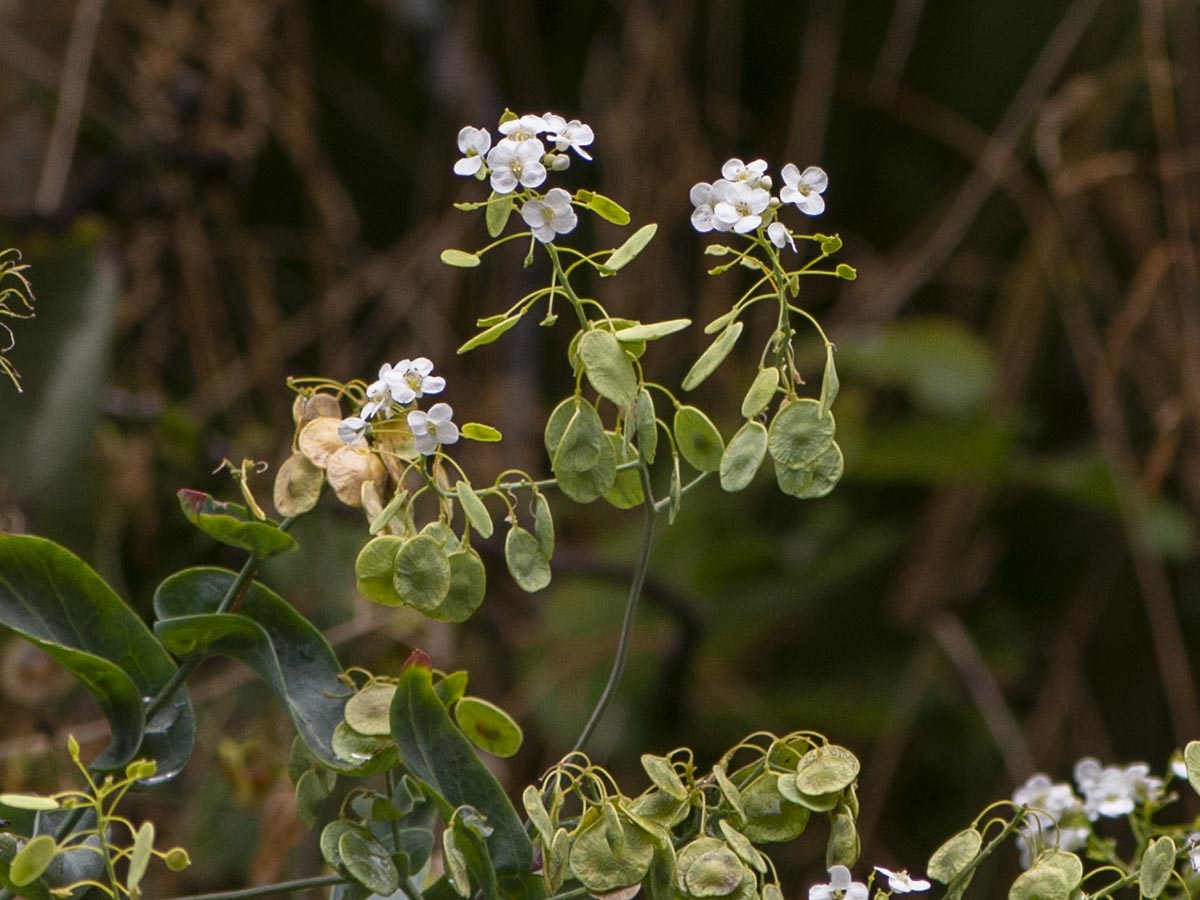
[807,864,930,900]
[690,158,828,249]
[454,112,595,243]
[1011,757,1166,867]
[339,357,458,456]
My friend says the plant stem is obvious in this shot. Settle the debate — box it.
[157,874,345,900]
[570,463,657,753]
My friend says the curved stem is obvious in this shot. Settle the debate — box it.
[570,463,658,753]
[157,874,345,900]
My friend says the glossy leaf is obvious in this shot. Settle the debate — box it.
[153,567,350,770]
[177,489,297,558]
[506,527,551,592]
[767,400,835,470]
[674,406,724,473]
[603,223,658,273]
[579,329,638,407]
[0,534,195,778]
[682,322,743,391]
[719,421,768,492]
[390,652,533,876]
[339,828,400,896]
[455,696,524,757]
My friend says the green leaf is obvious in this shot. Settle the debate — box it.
[153,567,350,771]
[553,401,605,472]
[836,263,856,280]
[391,652,533,876]
[523,787,554,848]
[674,406,724,473]
[534,494,555,559]
[776,441,844,500]
[456,481,494,539]
[738,775,809,842]
[741,368,779,419]
[579,329,638,407]
[455,696,524,757]
[462,422,503,442]
[441,249,482,268]
[1008,864,1070,900]
[486,192,514,238]
[719,421,768,492]
[1185,741,1200,796]
[273,452,324,517]
[614,318,691,343]
[447,809,500,900]
[825,809,859,869]
[436,671,470,708]
[603,433,645,509]
[682,322,743,391]
[430,549,487,623]
[9,834,56,887]
[577,190,631,225]
[568,808,656,893]
[339,828,400,896]
[394,535,453,613]
[506,527,552,592]
[635,388,658,463]
[458,315,521,354]
[1140,838,1174,899]
[369,488,409,535]
[126,821,155,896]
[0,795,58,811]
[0,534,195,779]
[816,233,843,254]
[767,399,835,470]
[354,536,404,605]
[927,828,982,884]
[641,755,688,801]
[819,344,839,416]
[603,223,658,273]
[544,396,577,458]
[177,489,297,559]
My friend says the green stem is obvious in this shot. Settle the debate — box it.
[157,874,345,900]
[570,463,657,753]
[546,244,589,328]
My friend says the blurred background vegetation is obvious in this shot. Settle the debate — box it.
[3,0,1200,896]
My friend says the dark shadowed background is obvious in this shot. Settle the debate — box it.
[3,0,1200,895]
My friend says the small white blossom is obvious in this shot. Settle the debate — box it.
[408,403,459,456]
[780,164,828,215]
[499,114,548,142]
[874,868,930,894]
[337,416,369,447]
[385,357,446,405]
[1074,757,1163,819]
[1172,754,1189,780]
[722,157,770,189]
[486,138,548,194]
[548,153,571,171]
[809,866,867,900]
[545,116,594,160]
[454,126,492,176]
[714,181,770,233]
[1012,772,1090,868]
[362,363,399,419]
[768,221,796,252]
[690,181,732,233]
[521,188,578,243]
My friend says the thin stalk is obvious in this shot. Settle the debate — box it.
[570,463,657,753]
[157,874,345,900]
[546,244,589,328]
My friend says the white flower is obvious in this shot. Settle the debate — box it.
[454,126,492,176]
[714,181,770,233]
[809,866,867,900]
[690,180,732,233]
[486,138,548,194]
[768,221,796,252]
[874,868,931,894]
[385,357,446,405]
[1012,772,1091,868]
[499,114,548,143]
[1013,773,1082,825]
[1172,754,1189,780]
[780,164,828,215]
[362,363,399,419]
[548,153,571,172]
[545,116,594,160]
[521,188,578,243]
[1074,757,1161,819]
[337,416,369,447]
[722,157,770,189]
[408,403,460,456]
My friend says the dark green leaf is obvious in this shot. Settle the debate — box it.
[339,828,400,896]
[0,534,194,779]
[153,567,350,770]
[177,489,297,558]
[391,652,533,876]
